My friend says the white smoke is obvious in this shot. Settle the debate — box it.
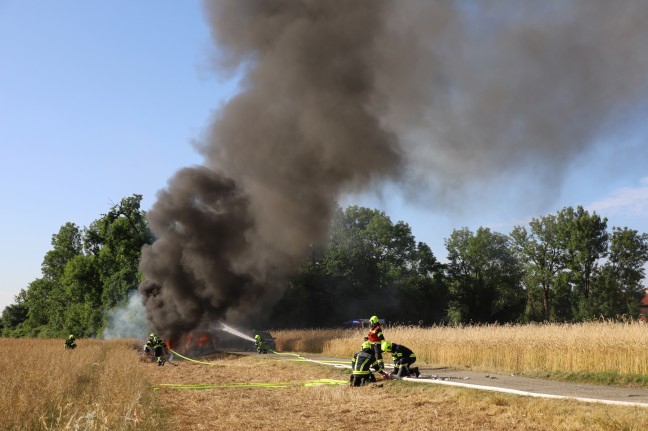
[102,290,149,339]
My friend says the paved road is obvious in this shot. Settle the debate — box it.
[411,366,648,407]
[267,352,648,408]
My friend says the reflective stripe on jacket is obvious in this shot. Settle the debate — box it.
[392,343,415,364]
[351,350,379,375]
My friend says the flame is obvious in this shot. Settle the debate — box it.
[168,330,218,354]
[198,335,209,347]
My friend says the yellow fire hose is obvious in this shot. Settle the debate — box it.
[161,347,352,390]
[169,349,223,366]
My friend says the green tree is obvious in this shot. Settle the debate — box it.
[269,205,446,327]
[19,223,84,336]
[0,290,28,336]
[402,241,448,324]
[41,222,83,281]
[86,194,153,311]
[510,214,564,321]
[445,227,524,324]
[591,227,648,318]
[22,278,60,336]
[2,194,153,338]
[61,254,102,336]
[556,206,608,320]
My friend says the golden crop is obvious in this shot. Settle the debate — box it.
[274,322,648,375]
[0,338,165,431]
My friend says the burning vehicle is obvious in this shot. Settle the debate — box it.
[164,323,276,356]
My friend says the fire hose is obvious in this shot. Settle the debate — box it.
[169,349,223,366]
[157,348,352,391]
[166,346,397,387]
[166,346,648,406]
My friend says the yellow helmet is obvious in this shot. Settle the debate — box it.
[362,341,372,350]
[381,340,392,352]
[68,335,74,339]
[369,315,379,325]
[255,334,261,340]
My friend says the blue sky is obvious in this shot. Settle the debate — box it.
[2,1,648,312]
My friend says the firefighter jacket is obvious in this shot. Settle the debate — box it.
[391,343,416,365]
[367,323,384,343]
[148,335,163,349]
[255,339,267,349]
[351,348,381,376]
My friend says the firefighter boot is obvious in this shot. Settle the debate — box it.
[397,365,410,378]
[350,375,362,387]
[411,367,420,378]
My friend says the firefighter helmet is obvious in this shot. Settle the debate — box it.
[149,333,156,338]
[362,341,372,350]
[255,334,261,340]
[68,334,74,339]
[369,315,379,325]
[381,340,392,352]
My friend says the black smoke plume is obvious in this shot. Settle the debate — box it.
[140,0,648,337]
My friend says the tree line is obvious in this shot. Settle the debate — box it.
[271,205,648,327]
[1,195,153,337]
[2,195,648,337]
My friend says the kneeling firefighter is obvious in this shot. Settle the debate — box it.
[350,341,387,386]
[381,340,420,378]
[64,334,77,349]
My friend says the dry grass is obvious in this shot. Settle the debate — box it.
[273,328,357,353]
[275,322,648,376]
[0,338,166,431]
[7,323,648,430]
[149,351,648,431]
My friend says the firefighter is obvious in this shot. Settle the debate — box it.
[381,340,420,378]
[254,334,268,354]
[147,333,166,366]
[350,341,385,386]
[64,334,77,349]
[366,315,385,369]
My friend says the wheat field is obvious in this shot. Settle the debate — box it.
[0,338,165,431]
[275,322,648,376]
[6,323,648,430]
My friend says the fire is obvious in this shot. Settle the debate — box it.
[164,323,263,355]
[168,330,219,355]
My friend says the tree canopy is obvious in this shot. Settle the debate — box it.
[2,199,647,337]
[2,195,153,337]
